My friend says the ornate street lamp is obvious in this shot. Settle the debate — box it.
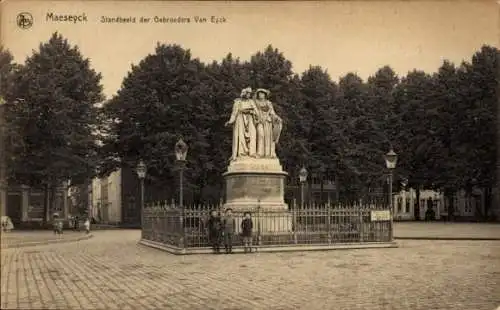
[384,149,398,207]
[136,160,146,234]
[175,138,188,248]
[299,166,308,208]
[384,149,398,241]
[0,97,5,219]
[175,138,188,209]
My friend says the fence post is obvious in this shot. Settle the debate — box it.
[257,199,262,248]
[327,204,332,245]
[178,205,185,249]
[292,198,298,244]
[359,208,364,243]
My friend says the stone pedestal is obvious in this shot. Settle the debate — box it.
[223,157,293,233]
[223,157,288,211]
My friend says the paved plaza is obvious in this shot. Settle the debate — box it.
[1,228,499,310]
[393,222,500,240]
[1,231,93,249]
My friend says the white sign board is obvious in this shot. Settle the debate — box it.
[370,210,391,222]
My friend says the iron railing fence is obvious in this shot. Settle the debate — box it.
[142,199,393,248]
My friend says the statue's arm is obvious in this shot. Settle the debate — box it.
[226,99,240,125]
[269,102,282,122]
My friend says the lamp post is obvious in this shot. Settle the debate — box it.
[136,160,146,233]
[299,166,308,208]
[175,139,188,208]
[384,149,398,241]
[175,138,188,248]
[0,97,5,218]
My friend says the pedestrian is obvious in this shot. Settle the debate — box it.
[53,213,63,235]
[241,211,254,253]
[74,215,80,231]
[207,210,222,254]
[83,218,90,234]
[222,208,235,254]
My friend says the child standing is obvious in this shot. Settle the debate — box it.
[53,213,63,235]
[241,212,253,253]
[83,218,90,234]
[207,210,222,254]
[222,208,235,254]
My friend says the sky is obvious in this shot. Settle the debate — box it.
[2,1,499,99]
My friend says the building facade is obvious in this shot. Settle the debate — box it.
[4,183,69,224]
[88,167,141,226]
[393,188,487,221]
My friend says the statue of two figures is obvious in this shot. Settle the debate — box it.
[225,88,283,161]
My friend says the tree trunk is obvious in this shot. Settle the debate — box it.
[49,183,57,217]
[445,189,455,221]
[320,178,324,205]
[484,186,492,220]
[43,183,50,225]
[414,186,421,221]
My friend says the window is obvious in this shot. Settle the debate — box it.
[405,198,410,213]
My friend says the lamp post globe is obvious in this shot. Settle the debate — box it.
[136,160,146,179]
[299,166,308,208]
[384,149,398,170]
[175,138,188,162]
[299,166,308,184]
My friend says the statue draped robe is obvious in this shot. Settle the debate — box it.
[254,99,282,158]
[227,98,257,160]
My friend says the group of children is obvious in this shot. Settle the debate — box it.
[52,213,90,235]
[207,208,254,254]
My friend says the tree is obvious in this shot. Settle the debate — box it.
[0,46,18,98]
[366,66,399,148]
[0,46,19,218]
[101,44,216,203]
[299,66,339,202]
[454,46,499,218]
[5,32,104,222]
[391,69,438,218]
[336,72,389,201]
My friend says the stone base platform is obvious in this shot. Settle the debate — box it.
[139,238,399,255]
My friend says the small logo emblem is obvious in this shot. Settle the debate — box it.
[17,12,33,29]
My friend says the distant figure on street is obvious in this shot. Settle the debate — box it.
[1,216,14,232]
[241,211,254,253]
[73,215,80,231]
[223,208,235,254]
[52,213,63,235]
[207,210,222,254]
[83,218,90,234]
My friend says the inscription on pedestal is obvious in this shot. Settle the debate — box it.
[226,161,284,173]
[226,175,282,201]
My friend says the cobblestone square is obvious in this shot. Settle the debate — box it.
[1,230,499,309]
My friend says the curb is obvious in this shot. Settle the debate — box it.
[395,236,500,241]
[1,234,94,249]
[139,239,399,255]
